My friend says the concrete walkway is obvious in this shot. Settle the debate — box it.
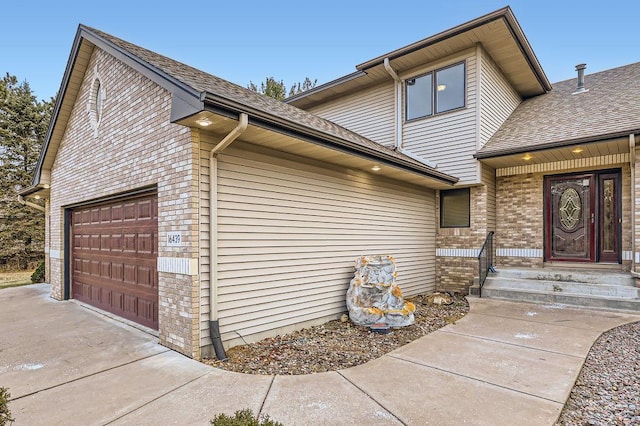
[3,284,640,425]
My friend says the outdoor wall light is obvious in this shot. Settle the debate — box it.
[522,154,532,161]
[196,117,212,127]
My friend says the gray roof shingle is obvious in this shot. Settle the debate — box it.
[478,62,640,157]
[85,26,455,182]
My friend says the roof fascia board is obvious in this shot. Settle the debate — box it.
[356,7,551,93]
[32,25,205,187]
[285,70,366,104]
[32,28,87,185]
[476,129,640,159]
[78,27,202,103]
[202,93,458,185]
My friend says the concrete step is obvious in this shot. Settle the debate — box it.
[469,268,640,313]
[479,286,640,313]
[485,277,639,298]
[491,268,635,287]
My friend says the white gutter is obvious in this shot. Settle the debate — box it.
[18,194,45,212]
[383,58,403,149]
[208,113,248,360]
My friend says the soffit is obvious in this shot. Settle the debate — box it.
[289,9,549,109]
[185,116,456,190]
[479,137,630,169]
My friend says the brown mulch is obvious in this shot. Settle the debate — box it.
[203,293,469,375]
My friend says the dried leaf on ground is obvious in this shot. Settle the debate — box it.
[203,293,469,375]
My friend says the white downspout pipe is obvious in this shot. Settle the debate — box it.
[383,58,438,169]
[383,58,403,150]
[629,134,638,278]
[209,113,248,360]
[18,194,45,212]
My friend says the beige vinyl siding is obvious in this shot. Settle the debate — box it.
[306,82,396,147]
[199,141,435,349]
[402,56,478,184]
[479,53,521,148]
[481,163,496,233]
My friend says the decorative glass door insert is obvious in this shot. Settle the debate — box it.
[546,175,594,261]
[544,170,621,263]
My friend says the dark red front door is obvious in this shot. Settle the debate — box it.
[71,194,158,329]
[544,170,620,263]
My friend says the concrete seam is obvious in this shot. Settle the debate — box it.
[466,310,640,331]
[335,370,408,426]
[439,329,585,358]
[9,350,171,401]
[258,375,276,418]
[386,354,567,405]
[103,371,211,424]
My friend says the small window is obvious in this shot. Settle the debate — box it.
[405,61,465,121]
[440,188,470,228]
[406,73,433,120]
[435,63,465,113]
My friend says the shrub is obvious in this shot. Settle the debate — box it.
[211,409,283,426]
[31,261,45,283]
[0,387,14,426]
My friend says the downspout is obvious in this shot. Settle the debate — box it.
[630,134,638,278]
[209,113,248,360]
[383,58,438,169]
[383,58,403,150]
[18,194,45,212]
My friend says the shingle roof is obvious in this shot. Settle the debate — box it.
[84,26,456,184]
[478,62,640,157]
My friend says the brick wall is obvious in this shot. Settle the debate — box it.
[495,173,544,268]
[496,165,631,270]
[436,185,490,294]
[47,48,201,358]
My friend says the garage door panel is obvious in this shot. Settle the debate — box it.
[71,194,158,329]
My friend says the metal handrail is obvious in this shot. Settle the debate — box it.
[477,231,495,298]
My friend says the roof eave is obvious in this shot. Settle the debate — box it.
[31,25,205,188]
[285,70,366,106]
[476,129,640,159]
[202,92,458,186]
[357,6,551,93]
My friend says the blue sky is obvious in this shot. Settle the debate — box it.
[1,1,637,101]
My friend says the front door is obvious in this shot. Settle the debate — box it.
[544,170,621,263]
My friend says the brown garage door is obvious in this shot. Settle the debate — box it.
[71,194,158,329]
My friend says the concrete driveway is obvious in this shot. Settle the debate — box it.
[2,284,640,425]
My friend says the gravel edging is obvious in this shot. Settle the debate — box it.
[556,321,640,425]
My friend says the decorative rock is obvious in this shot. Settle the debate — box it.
[346,255,415,327]
[424,292,453,306]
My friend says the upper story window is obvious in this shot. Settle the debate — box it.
[405,62,465,121]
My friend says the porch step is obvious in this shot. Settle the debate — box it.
[470,268,640,312]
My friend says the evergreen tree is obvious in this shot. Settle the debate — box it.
[0,73,53,270]
[248,76,317,101]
